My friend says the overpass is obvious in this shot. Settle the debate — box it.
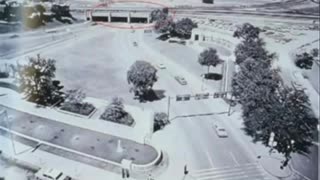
[79,6,320,23]
[85,7,154,23]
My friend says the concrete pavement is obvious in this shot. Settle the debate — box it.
[0,105,158,166]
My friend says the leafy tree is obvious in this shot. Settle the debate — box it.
[310,48,319,58]
[150,8,168,23]
[151,8,174,34]
[154,17,175,34]
[154,112,169,132]
[241,86,317,168]
[295,52,314,69]
[34,4,46,15]
[100,97,134,126]
[18,55,64,106]
[233,57,317,168]
[127,61,158,98]
[64,89,86,104]
[269,88,318,168]
[234,38,276,65]
[51,4,74,20]
[61,89,95,116]
[173,18,197,39]
[232,58,280,104]
[198,48,223,74]
[233,23,261,41]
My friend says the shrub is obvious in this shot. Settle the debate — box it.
[65,89,86,104]
[295,52,314,69]
[100,97,134,126]
[61,102,95,116]
[154,112,169,132]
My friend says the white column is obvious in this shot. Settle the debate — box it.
[127,12,131,23]
[108,12,111,23]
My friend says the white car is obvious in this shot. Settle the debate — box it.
[133,41,138,47]
[156,63,166,69]
[174,76,187,85]
[213,124,228,138]
[35,168,72,180]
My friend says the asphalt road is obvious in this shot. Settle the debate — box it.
[125,30,272,179]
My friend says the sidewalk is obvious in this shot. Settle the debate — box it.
[0,87,153,144]
[0,87,163,179]
[0,135,135,180]
[222,111,311,180]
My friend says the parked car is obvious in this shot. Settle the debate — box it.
[213,123,228,138]
[174,76,187,85]
[9,34,19,39]
[156,63,166,69]
[168,39,186,45]
[133,41,138,47]
[35,168,72,180]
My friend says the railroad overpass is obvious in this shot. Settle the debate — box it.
[85,7,154,23]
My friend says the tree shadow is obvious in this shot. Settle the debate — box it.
[135,89,166,103]
[204,73,223,81]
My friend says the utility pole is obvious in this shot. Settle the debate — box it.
[167,96,171,120]
[227,94,233,116]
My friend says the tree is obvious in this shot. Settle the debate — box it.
[100,97,134,126]
[154,112,169,132]
[198,48,223,74]
[154,17,175,34]
[18,55,64,106]
[151,8,174,34]
[295,52,314,69]
[241,86,317,168]
[233,23,261,41]
[232,57,317,168]
[127,61,158,98]
[234,38,276,65]
[173,18,197,39]
[269,88,318,168]
[150,8,168,23]
[64,89,86,104]
[310,48,319,58]
[232,58,281,104]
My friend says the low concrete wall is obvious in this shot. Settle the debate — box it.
[0,80,19,92]
[0,151,40,172]
[130,139,163,173]
[308,62,320,94]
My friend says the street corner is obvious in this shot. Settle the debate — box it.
[258,155,292,179]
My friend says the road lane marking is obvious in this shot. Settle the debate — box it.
[230,152,239,166]
[205,149,215,168]
[186,117,216,169]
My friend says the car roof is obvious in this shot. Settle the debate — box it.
[43,168,62,178]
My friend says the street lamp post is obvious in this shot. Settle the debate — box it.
[167,96,171,120]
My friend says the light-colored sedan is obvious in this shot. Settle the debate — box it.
[133,41,138,47]
[213,123,228,138]
[174,76,187,85]
[157,63,166,69]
